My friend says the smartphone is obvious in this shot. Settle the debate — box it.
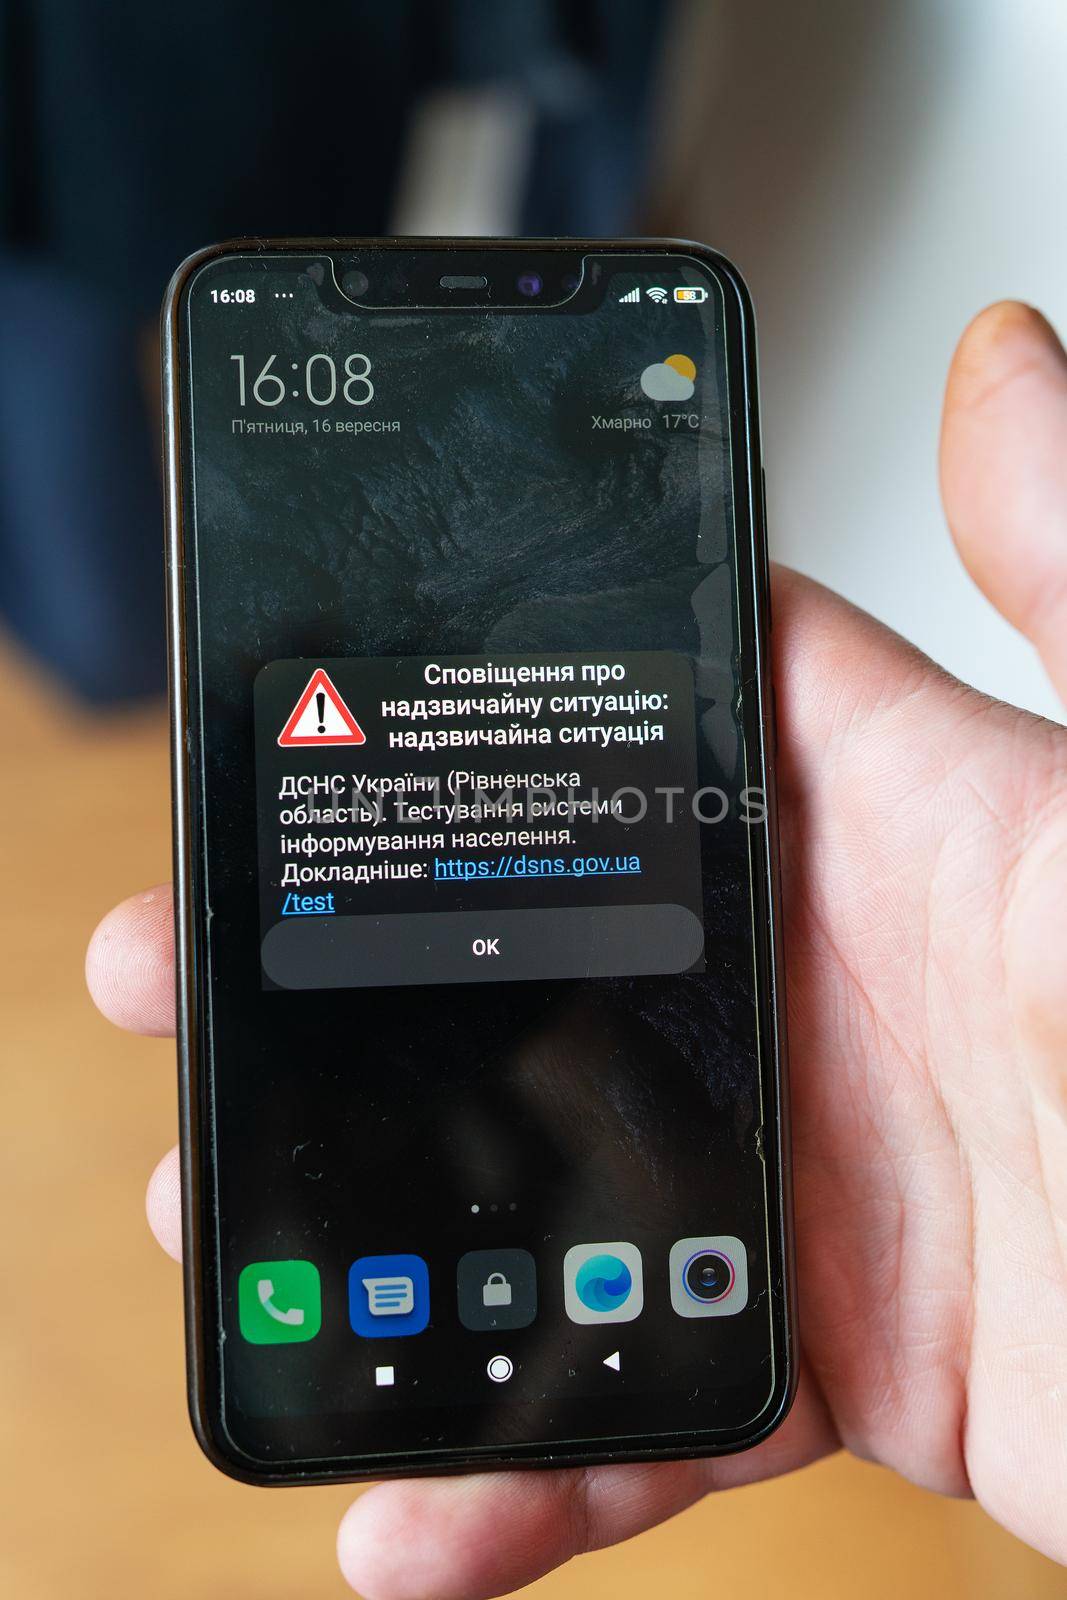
[163,237,793,1483]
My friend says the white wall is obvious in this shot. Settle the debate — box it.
[655,0,1067,720]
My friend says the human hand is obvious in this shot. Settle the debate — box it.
[87,302,1067,1598]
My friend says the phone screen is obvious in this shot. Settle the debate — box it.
[173,244,789,1474]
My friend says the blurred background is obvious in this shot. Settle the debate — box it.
[2,1,1065,1595]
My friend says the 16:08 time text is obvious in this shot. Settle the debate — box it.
[229,352,374,407]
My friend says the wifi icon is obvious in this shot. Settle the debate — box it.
[646,287,668,303]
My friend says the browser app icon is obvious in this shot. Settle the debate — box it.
[349,1253,430,1337]
[563,1242,644,1325]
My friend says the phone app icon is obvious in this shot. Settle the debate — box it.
[349,1253,430,1338]
[668,1235,749,1318]
[238,1259,321,1344]
[457,1248,537,1331]
[563,1242,644,1325]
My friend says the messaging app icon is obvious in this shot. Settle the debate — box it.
[349,1253,430,1338]
[563,1242,644,1325]
[238,1259,321,1344]
[640,354,697,402]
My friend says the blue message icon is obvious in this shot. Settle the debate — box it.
[349,1253,430,1338]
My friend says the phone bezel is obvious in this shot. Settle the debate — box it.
[162,236,796,1485]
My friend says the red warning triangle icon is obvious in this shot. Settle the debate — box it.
[277,668,366,747]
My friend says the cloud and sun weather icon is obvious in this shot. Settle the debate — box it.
[640,354,697,402]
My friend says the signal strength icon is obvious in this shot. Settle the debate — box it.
[646,286,669,303]
[618,286,640,304]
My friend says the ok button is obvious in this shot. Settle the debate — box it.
[471,935,501,956]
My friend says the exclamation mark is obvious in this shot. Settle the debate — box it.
[315,691,326,733]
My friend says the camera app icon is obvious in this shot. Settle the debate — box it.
[668,1236,748,1318]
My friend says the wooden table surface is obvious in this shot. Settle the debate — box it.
[2,635,1063,1600]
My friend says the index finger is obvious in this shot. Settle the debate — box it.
[85,886,176,1036]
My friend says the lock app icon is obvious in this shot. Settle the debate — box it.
[458,1249,537,1330]
[482,1271,512,1308]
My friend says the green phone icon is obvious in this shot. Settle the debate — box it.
[238,1259,322,1344]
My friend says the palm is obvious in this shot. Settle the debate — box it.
[87,303,1067,1598]
[779,571,1067,1545]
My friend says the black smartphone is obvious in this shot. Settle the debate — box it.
[163,237,793,1483]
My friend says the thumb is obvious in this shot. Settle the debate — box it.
[941,300,1067,705]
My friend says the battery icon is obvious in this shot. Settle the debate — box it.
[674,286,708,304]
